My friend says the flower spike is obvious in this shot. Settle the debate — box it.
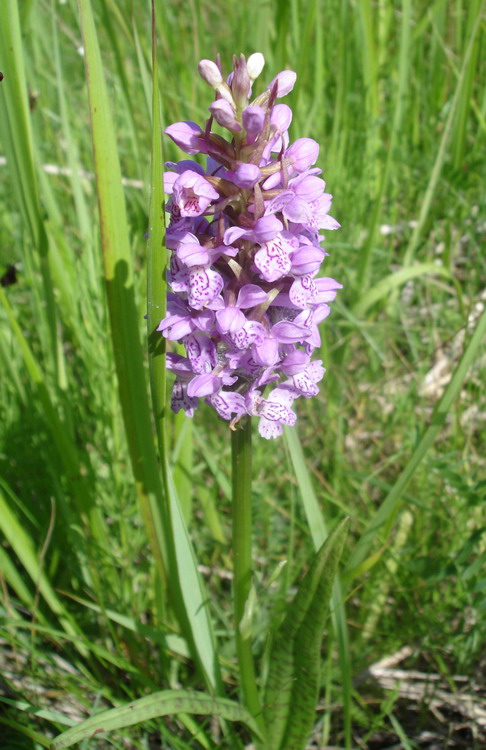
[159,54,341,438]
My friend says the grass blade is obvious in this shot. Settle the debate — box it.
[402,9,482,266]
[353,262,454,317]
[76,0,168,582]
[0,0,60,376]
[0,486,80,642]
[346,306,486,578]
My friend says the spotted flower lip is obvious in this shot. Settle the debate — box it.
[160,53,341,438]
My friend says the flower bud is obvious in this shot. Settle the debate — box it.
[242,105,265,134]
[271,103,293,133]
[231,54,251,108]
[165,121,204,155]
[247,52,265,81]
[290,245,325,276]
[198,59,223,88]
[269,70,297,97]
[209,99,241,131]
[230,163,261,188]
[292,175,325,202]
[285,138,319,172]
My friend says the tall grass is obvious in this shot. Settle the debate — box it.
[1,0,485,746]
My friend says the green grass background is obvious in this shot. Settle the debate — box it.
[0,0,485,747]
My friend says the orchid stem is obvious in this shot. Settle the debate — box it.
[231,418,264,734]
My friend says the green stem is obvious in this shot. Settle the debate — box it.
[231,419,264,733]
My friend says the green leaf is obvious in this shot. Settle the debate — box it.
[284,427,353,747]
[77,0,169,580]
[77,0,222,695]
[50,690,263,749]
[263,518,349,750]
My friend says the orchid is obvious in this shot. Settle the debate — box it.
[159,53,342,438]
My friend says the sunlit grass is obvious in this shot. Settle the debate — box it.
[1,0,485,747]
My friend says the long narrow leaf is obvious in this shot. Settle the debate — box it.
[263,518,349,750]
[50,690,263,749]
[76,0,169,581]
[284,426,352,747]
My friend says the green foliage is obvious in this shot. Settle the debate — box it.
[51,690,263,749]
[263,518,349,750]
[0,0,485,747]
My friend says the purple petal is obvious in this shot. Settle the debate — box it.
[163,171,178,194]
[252,337,279,366]
[207,391,246,420]
[177,242,211,266]
[270,103,292,133]
[281,196,312,224]
[230,321,266,350]
[224,226,250,245]
[184,333,217,373]
[272,320,309,343]
[268,70,297,97]
[254,234,292,282]
[209,99,241,131]
[162,315,194,340]
[253,215,284,243]
[318,214,341,230]
[193,308,215,333]
[236,284,268,308]
[230,162,262,188]
[187,373,221,398]
[242,105,265,133]
[289,275,317,308]
[171,381,198,416]
[187,267,224,310]
[292,175,325,202]
[285,138,319,172]
[216,306,246,333]
[281,349,309,375]
[165,121,204,155]
[290,245,325,276]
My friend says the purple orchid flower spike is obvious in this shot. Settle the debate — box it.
[158,52,341,438]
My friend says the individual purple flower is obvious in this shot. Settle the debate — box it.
[171,170,220,217]
[158,53,341,438]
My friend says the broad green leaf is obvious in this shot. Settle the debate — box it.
[284,427,353,746]
[263,518,349,750]
[50,690,263,749]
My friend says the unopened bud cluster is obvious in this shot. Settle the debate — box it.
[159,53,341,438]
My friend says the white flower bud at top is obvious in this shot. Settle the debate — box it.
[198,59,223,88]
[247,52,265,82]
